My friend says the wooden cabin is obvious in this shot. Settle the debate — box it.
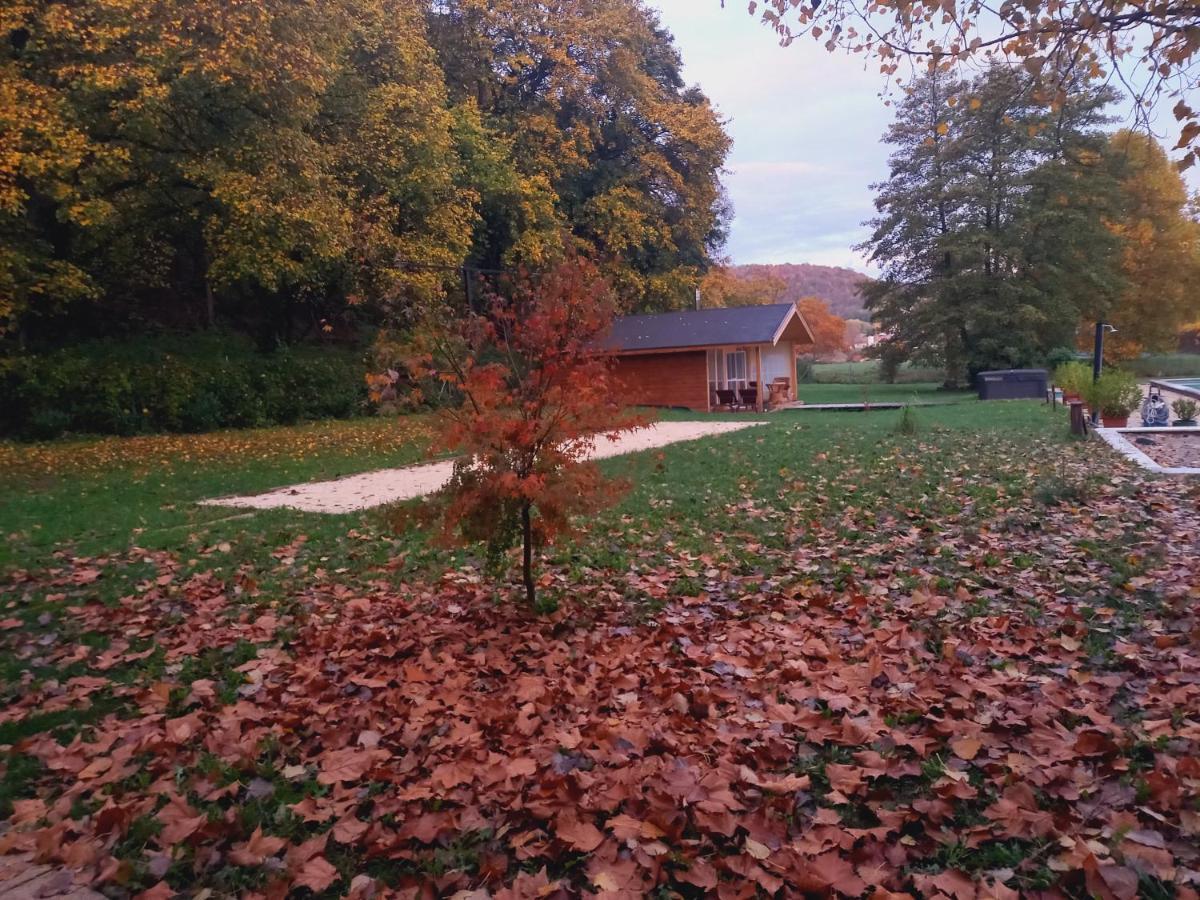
[604,303,816,412]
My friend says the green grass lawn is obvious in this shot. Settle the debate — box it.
[809,360,947,383]
[1127,351,1200,378]
[812,352,1200,383]
[794,381,975,405]
[2,399,1197,896]
[0,398,1121,658]
[0,416,438,568]
[2,399,1066,716]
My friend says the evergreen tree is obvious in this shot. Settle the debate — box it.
[858,71,970,385]
[860,65,1123,384]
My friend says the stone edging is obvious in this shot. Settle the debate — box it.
[1093,426,1200,476]
[1149,378,1200,402]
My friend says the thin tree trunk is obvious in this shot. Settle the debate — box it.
[205,278,215,329]
[521,502,535,607]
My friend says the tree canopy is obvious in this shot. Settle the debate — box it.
[0,0,730,345]
[1102,130,1200,358]
[861,65,1127,383]
[796,296,849,357]
[430,0,731,312]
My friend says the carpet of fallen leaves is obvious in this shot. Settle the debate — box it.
[2,436,1199,898]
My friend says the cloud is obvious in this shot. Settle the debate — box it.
[727,160,833,178]
[649,0,890,271]
[649,0,1198,272]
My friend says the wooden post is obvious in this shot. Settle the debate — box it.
[705,350,712,412]
[755,346,764,412]
[788,342,798,403]
[1069,401,1088,436]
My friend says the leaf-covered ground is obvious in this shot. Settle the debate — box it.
[1,403,1198,898]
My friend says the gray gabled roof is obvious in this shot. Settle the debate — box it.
[604,303,801,353]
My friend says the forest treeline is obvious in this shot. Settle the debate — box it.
[1,0,731,350]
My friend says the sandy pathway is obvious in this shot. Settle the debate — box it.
[201,420,764,514]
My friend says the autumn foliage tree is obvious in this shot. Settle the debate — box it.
[2,0,730,344]
[699,265,787,308]
[396,259,644,609]
[429,0,732,312]
[1101,130,1200,358]
[796,296,848,358]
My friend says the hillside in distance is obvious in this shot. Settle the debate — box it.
[732,263,872,320]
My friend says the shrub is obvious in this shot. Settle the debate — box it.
[795,357,815,384]
[1,334,368,439]
[1086,370,1143,417]
[894,404,919,435]
[1045,346,1080,370]
[1053,361,1092,398]
[1172,398,1199,422]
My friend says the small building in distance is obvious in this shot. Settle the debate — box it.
[603,303,815,411]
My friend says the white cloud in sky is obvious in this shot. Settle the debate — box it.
[649,0,891,272]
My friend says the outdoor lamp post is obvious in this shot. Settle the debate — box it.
[1091,322,1117,425]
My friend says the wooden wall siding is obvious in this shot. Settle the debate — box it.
[611,351,709,410]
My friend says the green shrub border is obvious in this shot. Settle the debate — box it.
[1,334,369,439]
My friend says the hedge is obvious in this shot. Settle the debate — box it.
[1,335,369,439]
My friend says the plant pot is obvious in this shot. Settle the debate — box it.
[1063,392,1082,403]
[1103,414,1129,428]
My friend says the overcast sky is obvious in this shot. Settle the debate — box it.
[649,1,1198,275]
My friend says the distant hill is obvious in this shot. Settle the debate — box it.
[731,263,872,320]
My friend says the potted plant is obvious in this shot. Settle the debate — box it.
[1053,361,1091,403]
[1172,397,1199,426]
[1087,370,1142,428]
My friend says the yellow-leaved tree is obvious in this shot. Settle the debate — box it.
[1102,131,1200,358]
[699,266,787,308]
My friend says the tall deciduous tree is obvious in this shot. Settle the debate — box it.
[1102,130,1200,358]
[2,0,732,343]
[427,0,731,311]
[2,0,474,341]
[861,66,1123,384]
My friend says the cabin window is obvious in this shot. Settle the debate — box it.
[708,348,750,403]
[725,350,748,386]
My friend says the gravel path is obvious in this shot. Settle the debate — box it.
[202,420,765,514]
